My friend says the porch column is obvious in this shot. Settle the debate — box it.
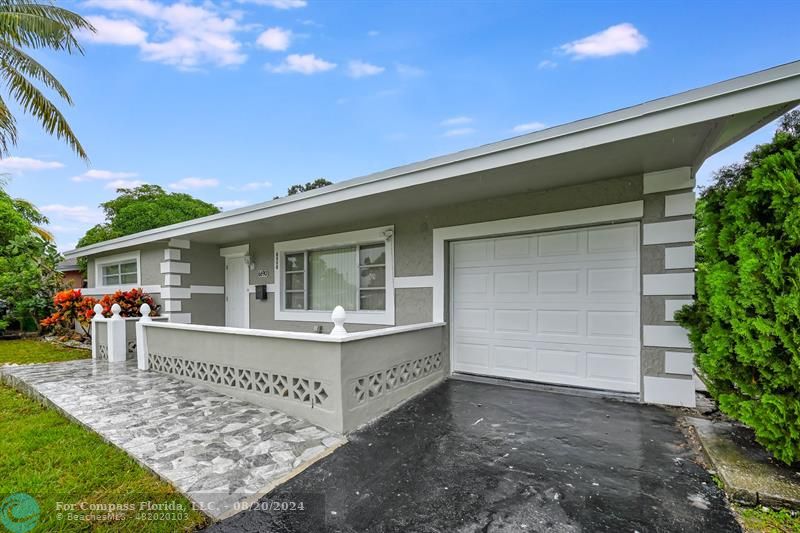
[161,238,192,323]
[106,304,127,363]
[640,167,696,407]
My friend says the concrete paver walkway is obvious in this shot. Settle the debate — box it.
[0,359,345,520]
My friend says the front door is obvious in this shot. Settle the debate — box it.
[225,256,248,328]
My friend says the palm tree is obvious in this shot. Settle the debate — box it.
[0,1,93,161]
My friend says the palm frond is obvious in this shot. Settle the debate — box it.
[0,41,70,102]
[31,224,53,241]
[0,93,17,156]
[1,62,87,160]
[0,1,94,53]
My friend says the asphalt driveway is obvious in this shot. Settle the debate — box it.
[208,379,740,532]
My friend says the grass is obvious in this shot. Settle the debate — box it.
[0,339,208,532]
[0,339,90,365]
[736,505,800,532]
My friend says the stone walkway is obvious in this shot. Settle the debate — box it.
[0,359,345,520]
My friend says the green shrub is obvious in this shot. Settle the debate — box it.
[676,111,800,464]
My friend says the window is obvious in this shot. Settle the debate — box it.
[283,243,386,312]
[275,227,395,325]
[95,252,140,287]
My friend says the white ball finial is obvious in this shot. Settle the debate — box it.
[110,303,122,319]
[139,303,152,322]
[330,305,347,336]
[93,303,104,320]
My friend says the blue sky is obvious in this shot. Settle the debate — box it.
[2,0,798,250]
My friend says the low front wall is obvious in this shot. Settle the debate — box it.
[138,322,446,433]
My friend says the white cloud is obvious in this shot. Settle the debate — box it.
[396,63,424,77]
[537,59,558,69]
[440,116,472,127]
[228,180,272,191]
[367,30,379,37]
[443,128,475,137]
[267,54,336,74]
[238,0,307,8]
[106,178,147,190]
[0,156,63,172]
[215,200,249,210]
[169,177,219,190]
[82,0,246,70]
[81,16,147,45]
[513,122,547,133]
[347,60,384,78]
[560,23,648,59]
[256,27,292,51]
[71,169,138,182]
[40,204,104,224]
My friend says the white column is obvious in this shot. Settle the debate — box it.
[90,303,104,360]
[136,303,152,371]
[106,303,127,363]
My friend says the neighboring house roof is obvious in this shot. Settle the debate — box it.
[56,259,81,272]
[64,59,800,260]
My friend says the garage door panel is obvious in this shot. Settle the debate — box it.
[493,309,532,333]
[452,223,640,393]
[538,231,582,256]
[537,270,580,294]
[493,345,533,372]
[493,236,533,259]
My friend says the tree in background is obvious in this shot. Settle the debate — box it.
[0,1,93,160]
[677,111,800,464]
[77,185,220,250]
[0,183,61,331]
[277,178,332,199]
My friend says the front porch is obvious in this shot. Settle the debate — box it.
[0,359,345,520]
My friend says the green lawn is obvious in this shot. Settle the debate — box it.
[736,505,800,533]
[0,339,91,365]
[0,339,208,532]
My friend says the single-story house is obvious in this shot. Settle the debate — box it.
[65,61,800,418]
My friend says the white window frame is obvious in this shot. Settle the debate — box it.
[274,226,395,325]
[94,251,141,289]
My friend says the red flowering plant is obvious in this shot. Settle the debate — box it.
[40,288,159,332]
[39,289,98,332]
[96,288,159,318]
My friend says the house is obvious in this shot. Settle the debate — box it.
[56,258,86,289]
[65,61,800,420]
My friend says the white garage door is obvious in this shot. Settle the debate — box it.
[451,223,640,393]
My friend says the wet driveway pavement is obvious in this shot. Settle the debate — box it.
[208,379,740,532]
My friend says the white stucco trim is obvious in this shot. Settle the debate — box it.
[163,274,181,286]
[642,219,695,245]
[94,251,141,289]
[643,376,695,407]
[164,248,181,261]
[665,299,693,321]
[169,238,190,249]
[643,167,695,194]
[190,285,225,294]
[163,300,182,312]
[139,319,444,343]
[431,201,644,322]
[160,261,190,274]
[642,273,695,295]
[219,244,249,258]
[643,325,691,348]
[273,226,396,326]
[394,276,434,289]
[664,246,695,269]
[665,351,694,375]
[161,287,191,300]
[664,191,696,217]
